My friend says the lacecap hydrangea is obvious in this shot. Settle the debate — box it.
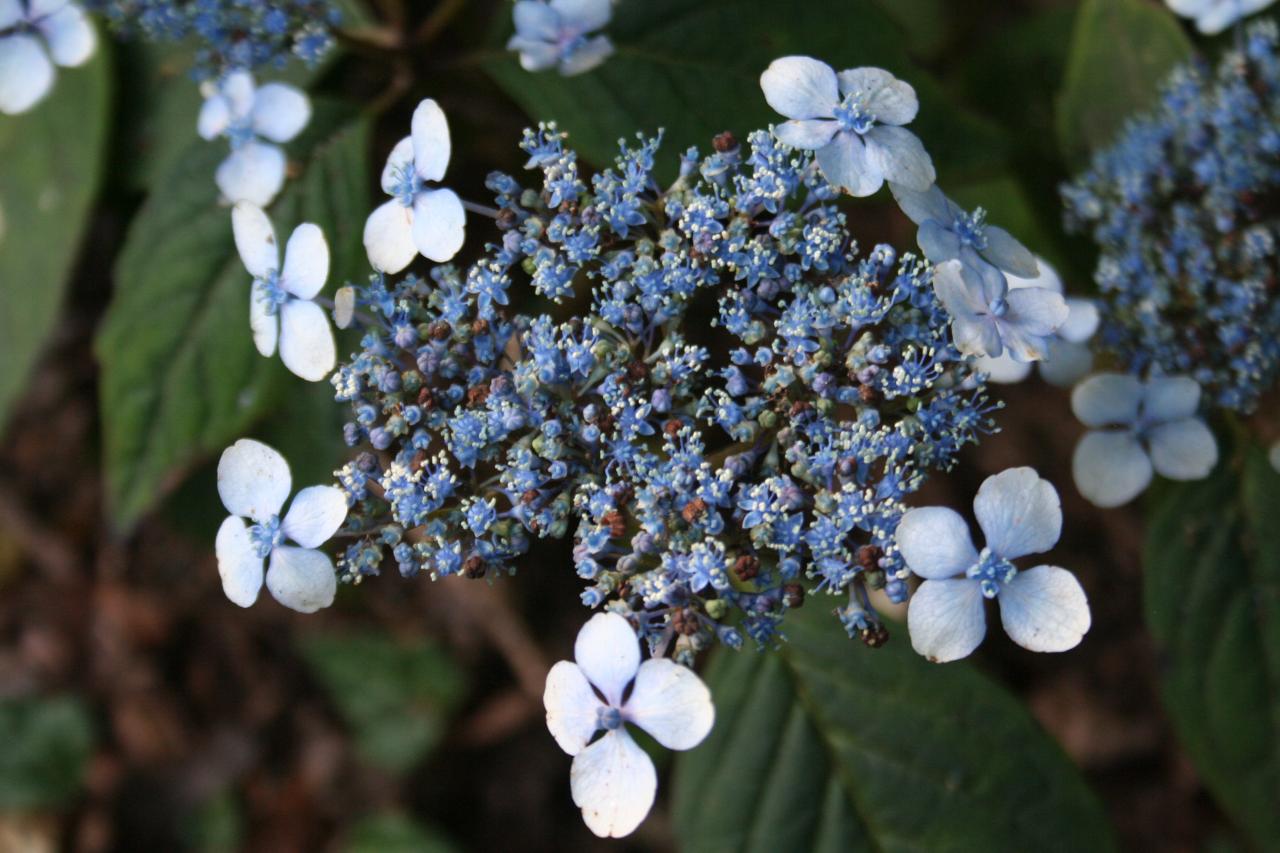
[329,122,1000,659]
[1062,21,1280,414]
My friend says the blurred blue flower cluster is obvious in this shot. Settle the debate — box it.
[328,124,998,659]
[1063,21,1280,413]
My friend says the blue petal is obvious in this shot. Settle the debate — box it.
[980,225,1038,278]
[973,467,1061,560]
[1142,376,1201,423]
[1147,418,1217,480]
[773,118,839,150]
[816,131,883,196]
[1073,430,1152,508]
[760,56,839,121]
[1071,373,1143,429]
[864,125,934,192]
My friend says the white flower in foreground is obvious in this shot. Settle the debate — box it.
[507,0,614,76]
[932,259,1069,362]
[0,0,96,115]
[897,467,1091,663]
[545,612,715,838]
[974,258,1100,387]
[232,202,336,382]
[1071,373,1218,508]
[1166,0,1275,34]
[198,70,311,207]
[363,98,466,273]
[215,439,347,613]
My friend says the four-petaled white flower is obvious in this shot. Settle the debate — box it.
[897,467,1091,663]
[215,439,347,613]
[507,0,614,76]
[363,98,466,273]
[544,612,715,838]
[0,0,96,115]
[198,70,311,207]
[760,56,935,196]
[933,259,1069,362]
[1071,373,1218,508]
[232,202,336,382]
[974,258,1100,387]
[1165,0,1275,34]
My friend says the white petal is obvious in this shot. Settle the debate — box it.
[760,56,839,120]
[895,506,978,580]
[512,0,560,41]
[0,35,54,116]
[281,223,329,299]
[981,225,1039,278]
[249,279,279,357]
[0,0,21,29]
[544,660,604,756]
[1004,287,1069,339]
[973,467,1062,560]
[1005,257,1063,294]
[281,485,347,548]
[889,181,953,226]
[251,82,310,143]
[37,3,96,67]
[570,729,657,839]
[231,202,280,278]
[279,299,336,382]
[198,94,231,140]
[551,0,612,32]
[411,188,466,262]
[509,37,560,71]
[411,98,451,182]
[907,578,987,663]
[773,118,839,150]
[1142,375,1201,423]
[573,612,640,706]
[932,260,986,322]
[266,546,336,613]
[215,516,265,608]
[558,34,613,76]
[975,353,1033,384]
[837,66,918,125]
[1072,430,1153,508]
[1038,339,1093,388]
[998,566,1091,653]
[220,69,256,118]
[216,142,286,207]
[1071,373,1143,428]
[624,658,714,751]
[363,199,418,274]
[1058,298,1099,343]
[816,132,883,197]
[1148,418,1218,481]
[379,136,415,196]
[216,438,291,522]
[864,125,935,192]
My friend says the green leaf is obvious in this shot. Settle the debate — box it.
[345,813,458,853]
[0,53,110,431]
[1144,450,1280,848]
[1056,0,1193,167]
[299,632,466,774]
[0,695,95,811]
[95,106,370,530]
[672,605,1116,852]
[483,0,1006,182]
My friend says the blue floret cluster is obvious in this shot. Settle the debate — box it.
[329,125,997,660]
[1063,21,1280,413]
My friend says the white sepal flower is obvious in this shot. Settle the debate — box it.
[0,0,96,115]
[544,612,715,838]
[933,259,1069,362]
[215,439,347,613]
[232,202,336,382]
[363,98,466,273]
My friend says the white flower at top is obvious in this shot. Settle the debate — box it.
[363,98,466,274]
[1166,0,1276,34]
[0,0,96,115]
[232,202,336,382]
[897,467,1091,663]
[760,56,935,196]
[932,259,1069,363]
[544,612,715,838]
[507,0,614,76]
[198,70,311,207]
[215,439,347,613]
[1071,373,1218,508]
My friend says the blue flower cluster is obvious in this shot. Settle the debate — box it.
[1063,21,1280,413]
[330,125,996,660]
[86,0,338,77]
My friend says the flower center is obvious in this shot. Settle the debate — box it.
[226,118,256,151]
[596,705,624,731]
[248,515,284,558]
[255,270,288,315]
[833,94,876,135]
[954,207,989,250]
[393,163,423,207]
[966,547,1017,598]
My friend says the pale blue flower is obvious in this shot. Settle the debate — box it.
[507,0,613,77]
[0,0,96,115]
[896,467,1091,663]
[1166,0,1275,34]
[932,259,1069,362]
[1071,373,1218,507]
[760,56,935,196]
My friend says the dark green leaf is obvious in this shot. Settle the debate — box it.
[0,695,95,811]
[95,105,369,530]
[1056,0,1192,167]
[0,53,109,430]
[346,813,458,853]
[1144,450,1280,848]
[673,605,1116,852]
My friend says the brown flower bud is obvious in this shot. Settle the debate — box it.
[783,583,805,608]
[682,498,708,525]
[733,555,759,581]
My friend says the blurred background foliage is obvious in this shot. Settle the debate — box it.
[1,0,1278,850]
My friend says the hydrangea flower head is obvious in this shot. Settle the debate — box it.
[897,468,1091,663]
[544,612,714,838]
[199,70,311,206]
[215,439,347,612]
[507,0,614,76]
[363,98,466,273]
[0,0,96,115]
[1071,373,1218,507]
[932,259,1069,362]
[232,202,336,382]
[1165,0,1276,34]
[760,57,935,196]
